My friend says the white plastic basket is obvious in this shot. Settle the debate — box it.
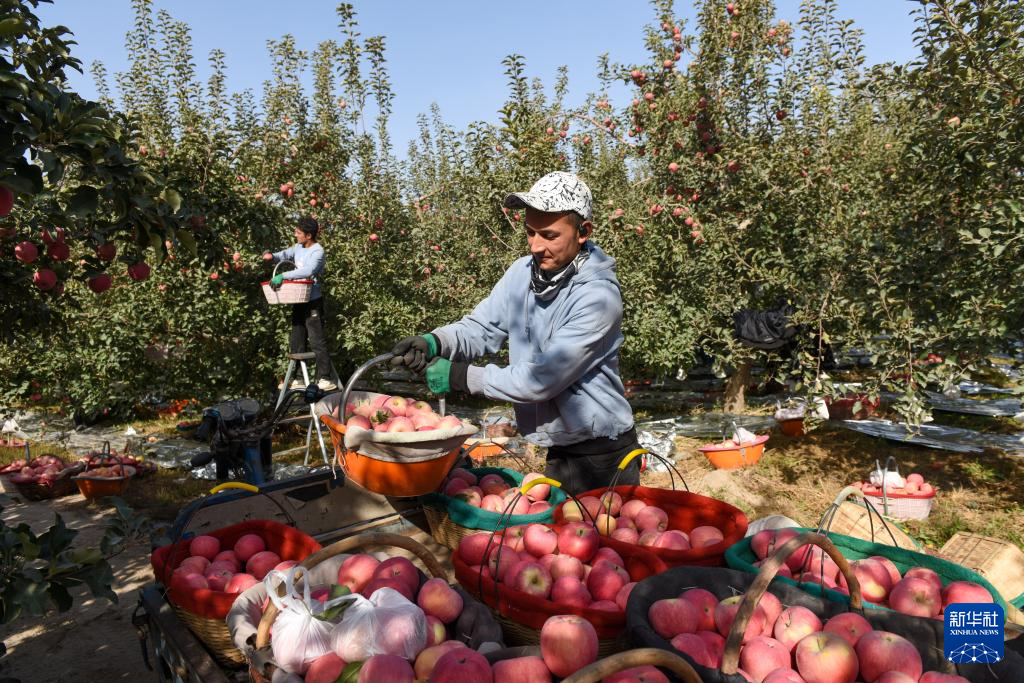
[261,260,314,305]
[861,456,936,520]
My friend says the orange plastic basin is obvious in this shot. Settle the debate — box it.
[320,415,461,498]
[698,434,769,470]
[778,418,805,437]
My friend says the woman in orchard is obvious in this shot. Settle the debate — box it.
[263,217,336,391]
[389,172,639,494]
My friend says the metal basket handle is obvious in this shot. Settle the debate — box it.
[270,259,295,281]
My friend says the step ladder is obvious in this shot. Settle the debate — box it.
[274,352,340,467]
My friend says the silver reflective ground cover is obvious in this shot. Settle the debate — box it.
[838,418,1024,455]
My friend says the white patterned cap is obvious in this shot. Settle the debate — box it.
[504,171,593,221]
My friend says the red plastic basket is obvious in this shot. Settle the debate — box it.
[554,485,749,568]
[453,525,667,640]
[150,519,322,619]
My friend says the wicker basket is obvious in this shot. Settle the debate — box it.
[248,531,457,683]
[940,532,1024,609]
[261,260,313,304]
[6,457,84,501]
[423,504,476,551]
[826,500,919,550]
[175,604,247,667]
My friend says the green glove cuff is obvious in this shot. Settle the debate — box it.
[422,333,439,359]
[426,357,451,394]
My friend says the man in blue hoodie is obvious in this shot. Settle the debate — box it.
[263,217,336,391]
[390,172,639,494]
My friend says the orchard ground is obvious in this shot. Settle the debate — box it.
[1,398,1022,681]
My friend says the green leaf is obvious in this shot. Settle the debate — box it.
[176,229,197,257]
[314,585,352,621]
[0,18,27,38]
[337,661,364,683]
[161,188,182,213]
[978,227,991,239]
[66,185,99,216]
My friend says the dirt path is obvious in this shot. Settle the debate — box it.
[0,490,153,682]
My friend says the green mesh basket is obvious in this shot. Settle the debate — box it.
[420,466,567,530]
[725,527,1012,613]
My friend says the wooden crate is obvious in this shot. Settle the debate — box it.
[825,501,920,551]
[940,532,1024,605]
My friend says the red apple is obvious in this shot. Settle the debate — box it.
[635,506,669,532]
[603,665,670,682]
[557,524,599,563]
[740,636,791,683]
[87,273,112,293]
[522,472,550,500]
[650,597,701,639]
[550,576,592,608]
[855,630,922,682]
[888,577,941,617]
[598,491,623,515]
[373,556,420,595]
[756,591,783,635]
[751,528,798,560]
[540,615,598,678]
[697,630,725,667]
[794,631,858,683]
[14,241,37,264]
[492,655,552,683]
[868,556,902,588]
[508,561,553,599]
[361,576,413,602]
[763,670,807,683]
[305,652,346,683]
[418,577,464,623]
[487,547,521,582]
[689,525,725,548]
[919,674,970,683]
[941,580,993,607]
[458,533,493,566]
[850,559,893,603]
[587,561,630,602]
[414,641,466,680]
[903,567,942,594]
[679,588,718,631]
[524,524,559,557]
[773,606,823,651]
[33,269,57,291]
[654,530,691,551]
[359,653,414,683]
[620,499,647,520]
[615,581,637,611]
[875,673,917,683]
[611,528,640,544]
[670,632,714,667]
[0,186,13,217]
[479,473,509,496]
[822,612,872,647]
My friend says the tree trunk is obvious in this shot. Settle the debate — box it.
[723,360,752,413]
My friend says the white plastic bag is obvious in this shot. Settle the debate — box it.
[263,566,350,674]
[330,587,427,662]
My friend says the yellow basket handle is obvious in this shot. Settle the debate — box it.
[617,448,649,470]
[209,482,259,495]
[520,477,562,495]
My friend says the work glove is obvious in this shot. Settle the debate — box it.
[389,334,439,373]
[270,274,285,289]
[425,357,469,395]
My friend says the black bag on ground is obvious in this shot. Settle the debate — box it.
[733,303,798,350]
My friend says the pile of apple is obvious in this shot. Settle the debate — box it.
[561,491,728,552]
[343,394,465,434]
[439,467,554,515]
[272,552,501,683]
[853,472,935,497]
[654,585,972,682]
[457,521,641,617]
[171,533,300,595]
[3,454,74,486]
[749,529,995,619]
[81,452,157,477]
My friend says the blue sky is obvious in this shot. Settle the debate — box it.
[38,1,921,152]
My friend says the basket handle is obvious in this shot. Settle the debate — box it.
[608,448,689,493]
[721,532,863,675]
[879,455,901,514]
[816,486,902,548]
[561,648,702,683]
[270,259,295,280]
[255,531,446,649]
